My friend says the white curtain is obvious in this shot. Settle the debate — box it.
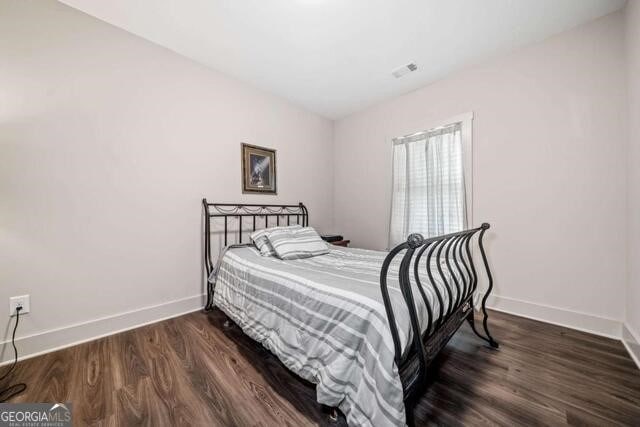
[389,123,467,247]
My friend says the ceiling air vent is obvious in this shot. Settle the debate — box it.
[391,62,418,78]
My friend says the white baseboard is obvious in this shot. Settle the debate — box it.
[486,294,622,339]
[622,324,640,369]
[0,294,205,365]
[1,292,634,369]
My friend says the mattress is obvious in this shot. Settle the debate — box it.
[209,245,456,427]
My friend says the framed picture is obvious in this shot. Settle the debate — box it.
[241,143,277,194]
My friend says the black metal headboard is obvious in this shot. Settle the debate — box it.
[202,199,308,289]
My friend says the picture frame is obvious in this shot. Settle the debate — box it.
[241,143,277,194]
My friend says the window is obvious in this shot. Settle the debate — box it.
[389,114,472,247]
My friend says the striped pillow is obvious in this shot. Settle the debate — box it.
[267,226,329,260]
[250,225,302,256]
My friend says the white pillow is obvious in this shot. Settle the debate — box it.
[266,226,329,260]
[250,224,302,256]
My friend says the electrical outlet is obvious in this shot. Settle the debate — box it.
[9,295,30,316]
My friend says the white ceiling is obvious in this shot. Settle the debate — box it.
[60,0,626,119]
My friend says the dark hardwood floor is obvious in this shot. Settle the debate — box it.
[4,309,640,426]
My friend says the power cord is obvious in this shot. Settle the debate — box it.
[0,306,27,402]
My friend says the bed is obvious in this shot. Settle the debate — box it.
[202,200,498,427]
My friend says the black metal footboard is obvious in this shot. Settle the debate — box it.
[379,224,498,402]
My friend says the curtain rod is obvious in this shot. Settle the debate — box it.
[392,121,461,145]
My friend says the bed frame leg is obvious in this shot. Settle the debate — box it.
[204,281,214,312]
[466,309,499,348]
[321,405,340,423]
[405,399,416,427]
[474,224,499,349]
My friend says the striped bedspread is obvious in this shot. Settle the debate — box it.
[210,245,454,427]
